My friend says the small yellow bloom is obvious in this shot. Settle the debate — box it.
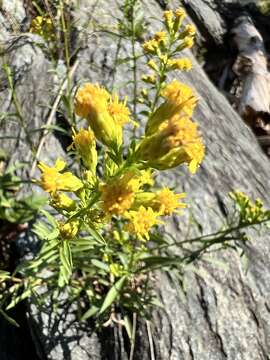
[142,39,159,54]
[184,24,196,36]
[74,83,109,118]
[74,83,122,148]
[154,187,186,215]
[147,59,159,72]
[51,192,76,211]
[146,80,197,134]
[71,128,97,172]
[137,115,205,173]
[59,220,79,239]
[101,171,142,217]
[30,15,54,41]
[167,58,192,71]
[124,206,161,240]
[163,10,174,30]
[107,95,131,126]
[142,74,156,84]
[175,8,186,18]
[38,159,83,193]
[154,31,167,44]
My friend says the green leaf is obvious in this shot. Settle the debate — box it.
[81,305,99,321]
[86,223,107,245]
[0,309,19,327]
[58,240,73,286]
[6,288,32,310]
[99,276,127,315]
[91,259,109,272]
[124,315,133,339]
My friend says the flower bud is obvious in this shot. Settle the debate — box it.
[72,128,97,173]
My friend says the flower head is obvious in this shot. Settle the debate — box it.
[154,31,167,44]
[74,83,122,148]
[153,187,186,215]
[101,171,142,217]
[146,80,197,135]
[71,128,97,172]
[107,95,131,126]
[59,220,79,239]
[38,159,83,193]
[142,39,159,54]
[124,206,161,240]
[167,58,192,71]
[137,115,205,173]
[51,192,76,211]
[74,83,110,118]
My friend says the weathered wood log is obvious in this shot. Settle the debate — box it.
[231,15,270,135]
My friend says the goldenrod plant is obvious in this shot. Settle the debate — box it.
[1,8,270,342]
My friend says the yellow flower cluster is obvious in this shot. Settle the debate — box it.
[38,159,82,193]
[124,206,161,241]
[36,7,205,244]
[30,15,54,41]
[71,128,97,173]
[137,114,204,173]
[74,83,131,148]
[229,191,270,224]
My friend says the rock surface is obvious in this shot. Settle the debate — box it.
[1,0,270,359]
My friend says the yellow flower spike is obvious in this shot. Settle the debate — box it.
[107,95,131,126]
[167,58,192,71]
[139,170,154,187]
[71,128,97,173]
[74,83,122,148]
[38,159,83,193]
[59,220,79,239]
[137,115,205,172]
[142,39,159,54]
[174,8,186,32]
[163,10,174,31]
[51,192,76,211]
[146,80,197,135]
[147,59,159,72]
[124,206,162,241]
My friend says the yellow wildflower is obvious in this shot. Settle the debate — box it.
[153,187,186,215]
[146,80,197,134]
[107,95,131,126]
[101,171,142,217]
[178,37,194,50]
[74,83,109,118]
[51,192,76,211]
[38,159,83,193]
[59,220,79,239]
[142,74,156,84]
[30,15,54,41]
[163,10,174,30]
[142,39,159,54]
[147,59,159,72]
[174,8,186,31]
[175,8,186,19]
[167,58,192,71]
[71,128,97,172]
[184,24,196,36]
[154,31,167,44]
[124,206,161,240]
[139,170,154,187]
[74,83,122,148]
[137,115,205,173]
